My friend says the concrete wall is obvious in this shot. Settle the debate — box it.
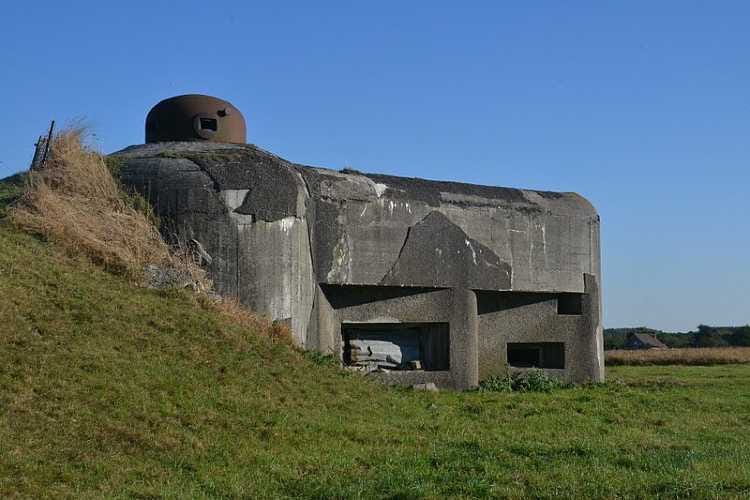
[113,142,604,388]
[476,273,603,383]
[301,166,599,294]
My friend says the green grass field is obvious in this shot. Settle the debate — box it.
[2,178,750,498]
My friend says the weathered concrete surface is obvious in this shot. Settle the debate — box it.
[236,217,313,346]
[300,163,597,293]
[113,141,603,387]
[380,212,512,290]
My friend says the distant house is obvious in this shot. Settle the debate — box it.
[625,333,668,350]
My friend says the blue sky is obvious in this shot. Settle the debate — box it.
[1,2,748,331]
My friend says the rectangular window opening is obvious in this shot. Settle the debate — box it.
[507,342,565,369]
[557,293,583,315]
[199,117,218,131]
[343,323,449,371]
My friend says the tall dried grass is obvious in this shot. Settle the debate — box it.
[199,295,292,344]
[606,347,750,366]
[10,128,206,287]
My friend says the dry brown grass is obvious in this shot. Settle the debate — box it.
[606,347,750,366]
[10,128,207,288]
[199,294,293,344]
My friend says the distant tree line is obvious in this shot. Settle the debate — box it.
[604,325,750,350]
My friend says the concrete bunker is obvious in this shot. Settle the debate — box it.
[113,94,604,390]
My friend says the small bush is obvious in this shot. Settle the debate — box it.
[479,369,566,393]
[514,369,565,392]
[478,373,514,392]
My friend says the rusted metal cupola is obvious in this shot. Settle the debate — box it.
[145,94,246,144]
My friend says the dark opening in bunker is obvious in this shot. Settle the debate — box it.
[507,342,565,369]
[199,117,218,131]
[557,293,583,315]
[343,323,449,371]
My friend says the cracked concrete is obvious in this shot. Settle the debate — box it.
[379,211,512,289]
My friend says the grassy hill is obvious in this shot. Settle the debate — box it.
[2,176,750,498]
